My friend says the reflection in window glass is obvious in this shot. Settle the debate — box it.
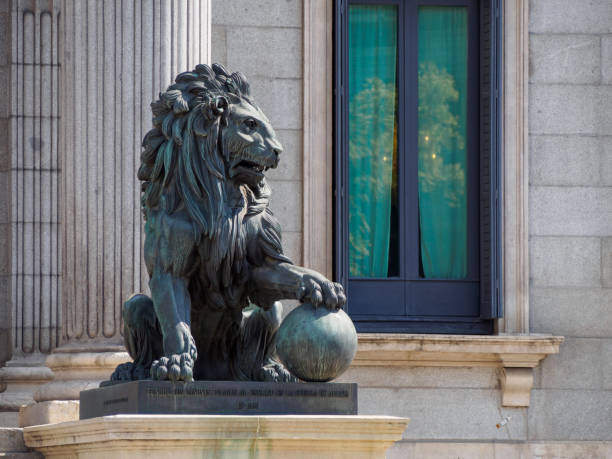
[348,5,399,278]
[418,6,468,279]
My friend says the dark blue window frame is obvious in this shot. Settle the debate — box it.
[334,0,502,334]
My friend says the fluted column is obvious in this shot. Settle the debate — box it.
[0,0,60,419]
[34,0,211,402]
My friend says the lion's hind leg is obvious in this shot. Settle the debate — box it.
[110,294,163,381]
[235,302,297,382]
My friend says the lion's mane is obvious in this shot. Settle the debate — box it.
[138,63,259,236]
[137,64,288,317]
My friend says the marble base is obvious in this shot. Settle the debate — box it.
[23,414,409,458]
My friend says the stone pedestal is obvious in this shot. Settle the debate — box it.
[23,415,409,458]
[80,381,358,418]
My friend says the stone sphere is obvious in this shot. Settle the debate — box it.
[276,303,358,382]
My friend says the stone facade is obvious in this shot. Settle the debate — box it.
[1,0,612,457]
[210,0,612,454]
[528,0,612,444]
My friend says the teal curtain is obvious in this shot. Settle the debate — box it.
[348,5,398,278]
[418,7,468,279]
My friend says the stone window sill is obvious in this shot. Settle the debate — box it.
[352,333,564,407]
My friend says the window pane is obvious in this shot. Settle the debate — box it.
[348,5,399,278]
[418,6,468,279]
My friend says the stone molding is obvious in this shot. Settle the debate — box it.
[352,333,563,407]
[500,0,530,334]
[23,414,409,458]
[302,0,334,278]
[353,333,563,367]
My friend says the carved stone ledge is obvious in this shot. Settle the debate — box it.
[24,414,409,458]
[352,333,563,407]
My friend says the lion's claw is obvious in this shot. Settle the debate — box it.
[151,352,194,382]
[299,275,346,311]
[259,361,298,383]
[111,361,151,381]
[110,362,134,381]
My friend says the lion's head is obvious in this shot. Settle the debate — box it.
[222,96,283,187]
[138,63,283,237]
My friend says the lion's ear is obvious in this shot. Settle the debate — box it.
[210,96,229,127]
[199,96,229,125]
[211,96,228,116]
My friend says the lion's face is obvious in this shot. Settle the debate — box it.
[223,100,283,187]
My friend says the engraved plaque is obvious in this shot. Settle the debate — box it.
[80,380,357,419]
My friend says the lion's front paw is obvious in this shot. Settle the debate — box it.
[151,353,195,382]
[298,275,346,311]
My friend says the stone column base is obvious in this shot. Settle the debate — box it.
[0,357,53,426]
[15,347,129,427]
[34,347,130,403]
[23,414,409,458]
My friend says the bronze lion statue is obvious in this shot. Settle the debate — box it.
[110,64,345,383]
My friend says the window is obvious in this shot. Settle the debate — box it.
[334,0,501,334]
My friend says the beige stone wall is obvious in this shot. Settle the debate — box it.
[528,0,612,442]
[211,0,303,266]
[387,441,612,458]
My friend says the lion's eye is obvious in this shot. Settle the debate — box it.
[244,118,257,129]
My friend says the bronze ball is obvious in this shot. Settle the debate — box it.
[276,303,358,382]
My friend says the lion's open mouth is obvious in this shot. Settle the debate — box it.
[236,160,271,174]
[229,152,278,186]
[230,158,277,183]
